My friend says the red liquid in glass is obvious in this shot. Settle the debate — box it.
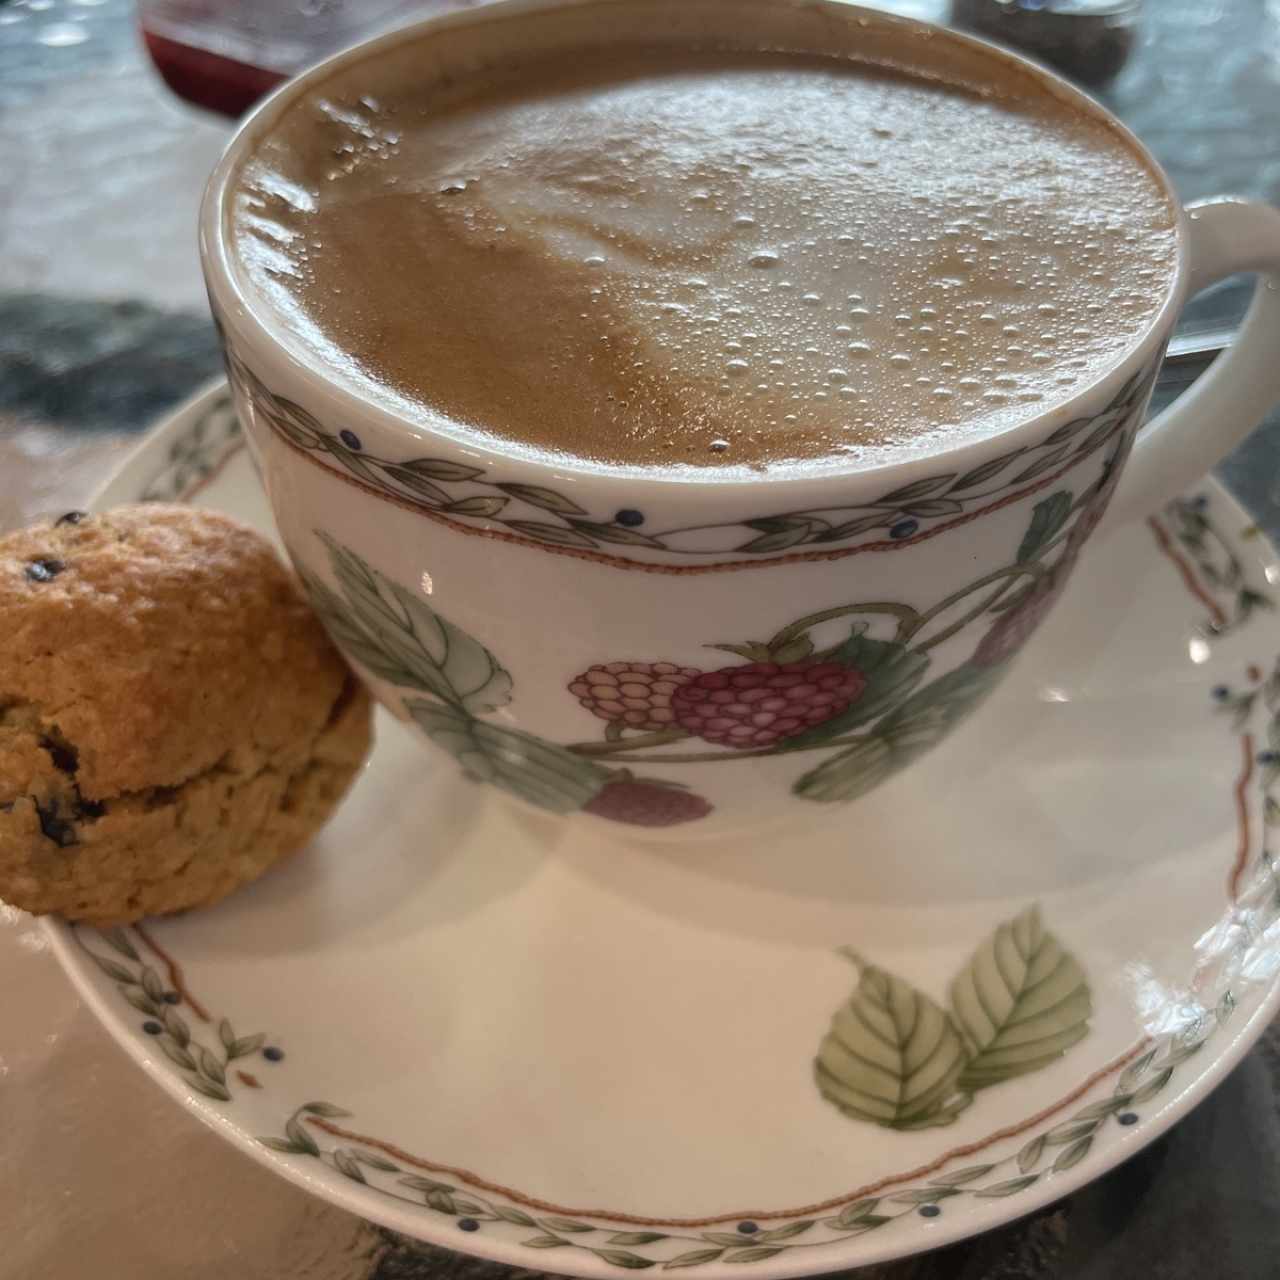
[139,1,488,118]
[142,30,286,118]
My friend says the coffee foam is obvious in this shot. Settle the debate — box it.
[229,27,1177,474]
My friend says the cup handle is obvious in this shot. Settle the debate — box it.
[1108,197,1280,525]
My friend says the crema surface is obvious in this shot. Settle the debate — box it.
[230,43,1176,473]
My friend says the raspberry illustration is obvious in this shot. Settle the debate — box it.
[972,569,1069,668]
[569,661,701,730]
[974,434,1131,670]
[584,777,713,827]
[672,661,867,749]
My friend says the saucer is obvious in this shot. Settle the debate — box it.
[45,382,1280,1277]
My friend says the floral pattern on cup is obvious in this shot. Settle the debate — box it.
[299,426,1130,823]
[225,337,1158,570]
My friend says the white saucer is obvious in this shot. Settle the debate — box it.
[46,382,1280,1277]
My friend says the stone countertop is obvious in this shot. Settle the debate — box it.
[3,2,1280,1277]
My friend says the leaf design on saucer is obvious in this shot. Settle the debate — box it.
[408,700,609,814]
[816,906,1093,1133]
[950,905,1091,1093]
[814,956,970,1130]
[305,535,512,714]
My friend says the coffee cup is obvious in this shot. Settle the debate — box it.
[200,0,1280,837]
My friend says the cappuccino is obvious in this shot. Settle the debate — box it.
[229,26,1176,472]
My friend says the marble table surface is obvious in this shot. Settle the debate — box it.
[4,1,1280,1276]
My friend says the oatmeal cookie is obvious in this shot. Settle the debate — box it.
[0,505,371,922]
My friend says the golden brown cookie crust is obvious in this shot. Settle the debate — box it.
[0,506,372,923]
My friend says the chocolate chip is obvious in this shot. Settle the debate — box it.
[55,511,88,527]
[79,798,105,819]
[35,801,78,848]
[145,786,178,810]
[25,559,65,583]
[39,735,79,775]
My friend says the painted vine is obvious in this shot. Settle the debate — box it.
[253,1021,1206,1274]
[74,926,271,1100]
[73,880,1240,1268]
[299,426,1132,826]
[79,913,1214,1270]
[225,342,1157,561]
[1162,495,1272,636]
[140,391,241,503]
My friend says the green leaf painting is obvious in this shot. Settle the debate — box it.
[308,535,512,714]
[951,905,1092,1093]
[1016,490,1073,563]
[494,482,588,515]
[298,459,1108,823]
[878,662,1007,752]
[816,906,1091,1130]
[791,735,897,805]
[82,891,1192,1276]
[409,700,608,814]
[814,958,970,1130]
[240,338,1150,562]
[791,663,1003,803]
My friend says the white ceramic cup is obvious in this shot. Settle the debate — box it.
[201,0,1280,838]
